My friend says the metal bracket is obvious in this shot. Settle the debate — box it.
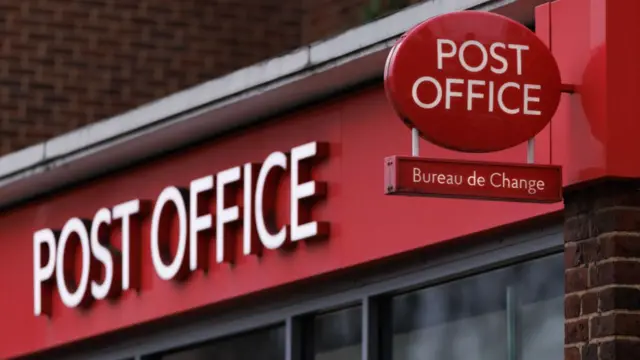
[526,83,575,164]
[527,138,535,164]
[411,128,420,157]
[560,84,576,94]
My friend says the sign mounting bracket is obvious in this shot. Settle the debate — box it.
[561,84,576,93]
[526,83,575,165]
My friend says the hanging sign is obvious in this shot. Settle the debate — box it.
[383,10,565,203]
[385,157,562,203]
[384,11,562,153]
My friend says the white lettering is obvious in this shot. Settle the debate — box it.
[437,39,456,70]
[412,76,442,109]
[467,79,485,111]
[32,141,329,316]
[490,42,508,74]
[488,81,495,112]
[413,167,421,183]
[523,84,542,116]
[490,173,502,188]
[112,199,141,291]
[90,208,113,301]
[459,40,488,72]
[56,218,91,309]
[243,163,256,256]
[411,167,462,185]
[151,186,188,281]
[490,172,546,194]
[291,142,322,241]
[497,82,521,114]
[189,175,213,270]
[33,229,56,316]
[410,40,545,116]
[411,77,543,116]
[255,151,288,249]
[445,78,464,109]
[216,167,241,263]
[508,44,529,75]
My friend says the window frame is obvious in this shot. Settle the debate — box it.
[65,224,563,360]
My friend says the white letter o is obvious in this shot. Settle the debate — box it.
[459,40,488,73]
[55,218,91,308]
[151,186,188,281]
[412,76,442,109]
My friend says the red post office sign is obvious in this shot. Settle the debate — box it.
[385,157,563,203]
[384,11,562,153]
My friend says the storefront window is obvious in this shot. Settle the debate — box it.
[517,255,564,360]
[155,325,285,360]
[313,306,362,360]
[390,253,563,360]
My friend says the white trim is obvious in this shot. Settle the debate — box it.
[0,0,542,208]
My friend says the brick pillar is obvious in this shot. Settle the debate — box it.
[564,180,640,360]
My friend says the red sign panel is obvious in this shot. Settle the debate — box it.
[384,11,562,153]
[385,156,562,203]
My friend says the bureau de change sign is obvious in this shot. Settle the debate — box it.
[383,10,564,203]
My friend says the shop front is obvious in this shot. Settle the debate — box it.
[0,79,565,359]
[0,0,637,359]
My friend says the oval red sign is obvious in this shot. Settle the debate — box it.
[384,11,562,153]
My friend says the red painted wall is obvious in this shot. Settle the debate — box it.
[1,0,631,356]
[538,0,640,184]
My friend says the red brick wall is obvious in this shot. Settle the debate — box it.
[0,0,421,157]
[564,180,640,360]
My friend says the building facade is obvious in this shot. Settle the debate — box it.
[0,0,638,359]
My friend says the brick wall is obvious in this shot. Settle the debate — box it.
[0,0,422,157]
[564,180,640,360]
[0,0,305,156]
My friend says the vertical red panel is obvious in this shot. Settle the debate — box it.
[534,3,554,166]
[536,0,608,185]
[606,0,640,176]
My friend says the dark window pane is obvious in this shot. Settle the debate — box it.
[390,253,563,360]
[158,325,285,360]
[313,306,362,360]
[517,254,563,360]
[392,268,509,360]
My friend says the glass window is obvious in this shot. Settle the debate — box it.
[156,325,285,360]
[390,253,563,360]
[516,255,564,360]
[312,306,362,360]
